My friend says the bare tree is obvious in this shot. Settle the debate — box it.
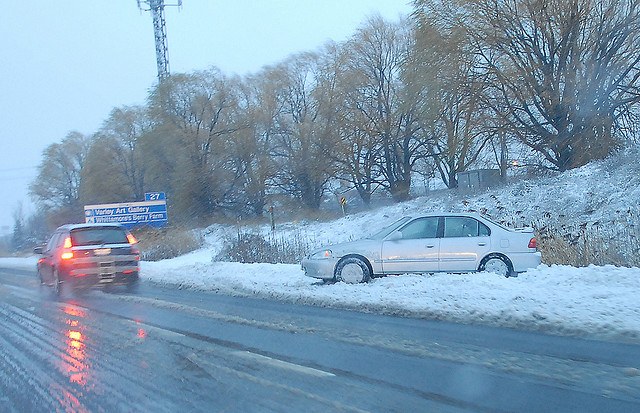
[81,106,154,204]
[331,40,383,206]
[411,18,493,188]
[344,15,427,201]
[230,73,281,216]
[149,68,241,219]
[269,49,341,210]
[98,106,153,200]
[334,117,382,206]
[81,136,136,204]
[459,0,640,171]
[30,131,91,212]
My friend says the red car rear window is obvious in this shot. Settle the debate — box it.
[70,227,129,246]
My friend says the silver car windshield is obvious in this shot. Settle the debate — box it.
[368,217,413,240]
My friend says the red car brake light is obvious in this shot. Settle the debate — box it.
[61,236,74,260]
[528,237,537,249]
[61,251,74,260]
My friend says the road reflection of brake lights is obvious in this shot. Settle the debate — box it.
[63,305,86,318]
[134,319,147,340]
[69,330,82,344]
[62,304,90,387]
[134,320,148,370]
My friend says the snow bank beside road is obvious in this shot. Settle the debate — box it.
[0,256,38,271]
[3,255,639,343]
[142,257,640,343]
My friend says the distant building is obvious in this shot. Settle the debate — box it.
[457,169,502,191]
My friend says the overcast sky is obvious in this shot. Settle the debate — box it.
[0,0,412,234]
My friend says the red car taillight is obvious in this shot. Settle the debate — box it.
[127,233,138,245]
[61,252,74,260]
[61,236,74,260]
[128,233,140,260]
[528,237,537,249]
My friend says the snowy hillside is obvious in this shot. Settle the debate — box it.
[204,147,640,263]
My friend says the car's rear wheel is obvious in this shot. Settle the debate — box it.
[335,257,371,284]
[480,255,512,277]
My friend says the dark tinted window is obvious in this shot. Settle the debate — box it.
[444,217,488,238]
[70,227,128,246]
[399,217,439,240]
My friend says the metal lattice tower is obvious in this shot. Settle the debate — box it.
[137,0,182,80]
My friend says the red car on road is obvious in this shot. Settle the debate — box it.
[34,223,140,294]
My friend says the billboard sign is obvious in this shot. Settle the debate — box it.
[84,198,168,228]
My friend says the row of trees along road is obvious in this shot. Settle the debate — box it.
[28,0,640,229]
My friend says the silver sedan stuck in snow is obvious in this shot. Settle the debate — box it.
[301,213,541,283]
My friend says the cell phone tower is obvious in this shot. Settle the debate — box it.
[137,0,182,80]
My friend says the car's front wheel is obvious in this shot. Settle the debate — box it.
[335,257,371,284]
[479,255,513,277]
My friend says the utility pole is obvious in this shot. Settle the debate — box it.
[137,0,182,81]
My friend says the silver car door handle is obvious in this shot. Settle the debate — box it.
[426,245,435,248]
[478,242,487,246]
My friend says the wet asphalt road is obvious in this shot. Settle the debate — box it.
[0,266,639,412]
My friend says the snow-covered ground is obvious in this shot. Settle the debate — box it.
[2,149,639,343]
[2,255,639,343]
[142,257,640,343]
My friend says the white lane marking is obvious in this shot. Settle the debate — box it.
[186,354,365,413]
[233,350,335,378]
